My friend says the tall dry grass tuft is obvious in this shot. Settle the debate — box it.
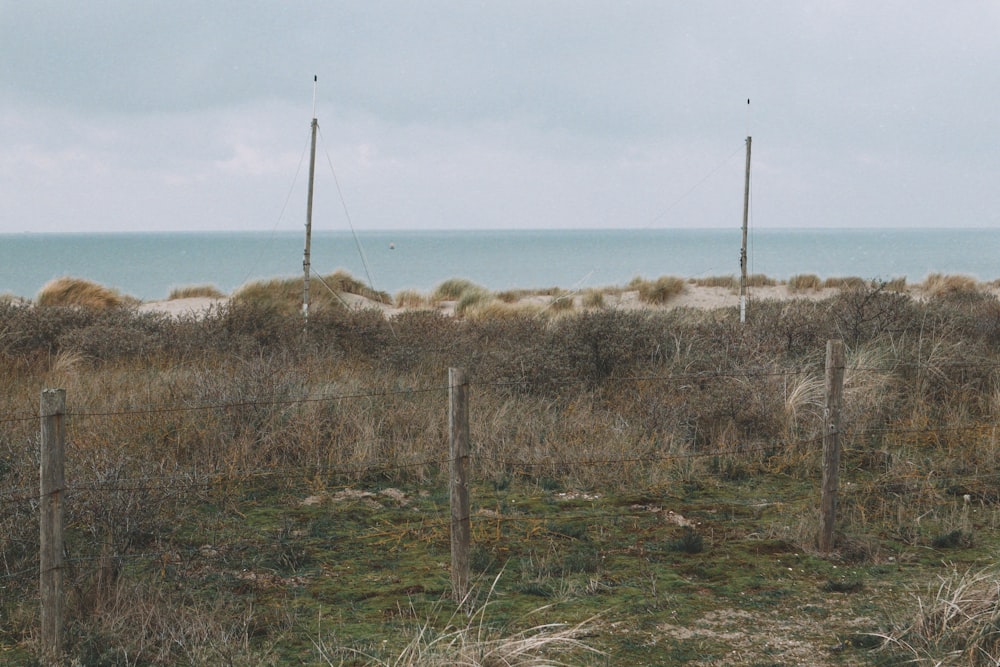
[878,566,1000,665]
[316,573,603,666]
[37,277,131,309]
[823,276,866,290]
[395,289,428,309]
[581,289,606,309]
[787,274,822,291]
[923,273,981,299]
[324,269,392,304]
[168,284,226,300]
[433,278,484,302]
[234,270,388,316]
[746,273,777,287]
[693,275,738,289]
[454,286,495,317]
[631,276,686,305]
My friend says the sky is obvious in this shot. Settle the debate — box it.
[2,1,999,233]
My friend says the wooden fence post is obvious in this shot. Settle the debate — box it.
[449,368,471,603]
[40,388,66,665]
[819,340,845,553]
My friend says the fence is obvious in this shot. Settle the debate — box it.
[5,339,1000,664]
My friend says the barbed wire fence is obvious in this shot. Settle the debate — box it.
[4,338,1000,661]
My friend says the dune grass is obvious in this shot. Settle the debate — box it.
[788,274,822,291]
[36,276,131,309]
[168,284,226,300]
[629,275,686,304]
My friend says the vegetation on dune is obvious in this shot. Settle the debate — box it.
[629,275,686,304]
[6,277,1000,663]
[36,276,133,309]
[692,274,739,289]
[788,273,822,291]
[168,284,226,300]
[234,269,390,316]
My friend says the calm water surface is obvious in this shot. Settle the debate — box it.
[0,228,996,301]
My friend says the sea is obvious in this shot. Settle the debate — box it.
[0,228,998,302]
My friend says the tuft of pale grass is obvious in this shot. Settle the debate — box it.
[454,286,495,317]
[631,276,686,305]
[581,289,605,309]
[324,269,392,304]
[316,573,603,667]
[395,289,428,309]
[548,292,575,312]
[746,273,777,287]
[693,275,739,289]
[787,274,822,291]
[922,273,981,298]
[234,270,389,315]
[433,278,484,302]
[37,276,130,309]
[877,566,1000,665]
[234,276,311,315]
[168,284,226,300]
[882,276,908,292]
[822,276,866,290]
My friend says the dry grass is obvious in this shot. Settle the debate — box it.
[37,277,131,309]
[317,574,603,666]
[630,276,686,305]
[922,273,981,298]
[462,299,545,320]
[234,270,388,315]
[746,273,777,287]
[395,289,428,309]
[581,289,606,309]
[878,566,1000,665]
[822,276,866,290]
[693,275,739,289]
[433,278,484,302]
[168,285,226,300]
[787,274,822,291]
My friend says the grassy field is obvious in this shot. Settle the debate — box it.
[4,276,1000,665]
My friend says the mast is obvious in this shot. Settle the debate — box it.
[303,76,318,322]
[739,135,751,324]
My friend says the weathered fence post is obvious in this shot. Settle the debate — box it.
[40,388,66,665]
[819,340,845,553]
[449,368,471,603]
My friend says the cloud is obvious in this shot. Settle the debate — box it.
[2,2,1000,232]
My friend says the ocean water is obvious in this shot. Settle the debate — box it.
[0,228,997,302]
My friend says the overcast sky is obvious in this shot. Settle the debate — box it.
[2,2,999,233]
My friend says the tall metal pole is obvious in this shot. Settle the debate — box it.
[739,135,752,324]
[303,76,318,322]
